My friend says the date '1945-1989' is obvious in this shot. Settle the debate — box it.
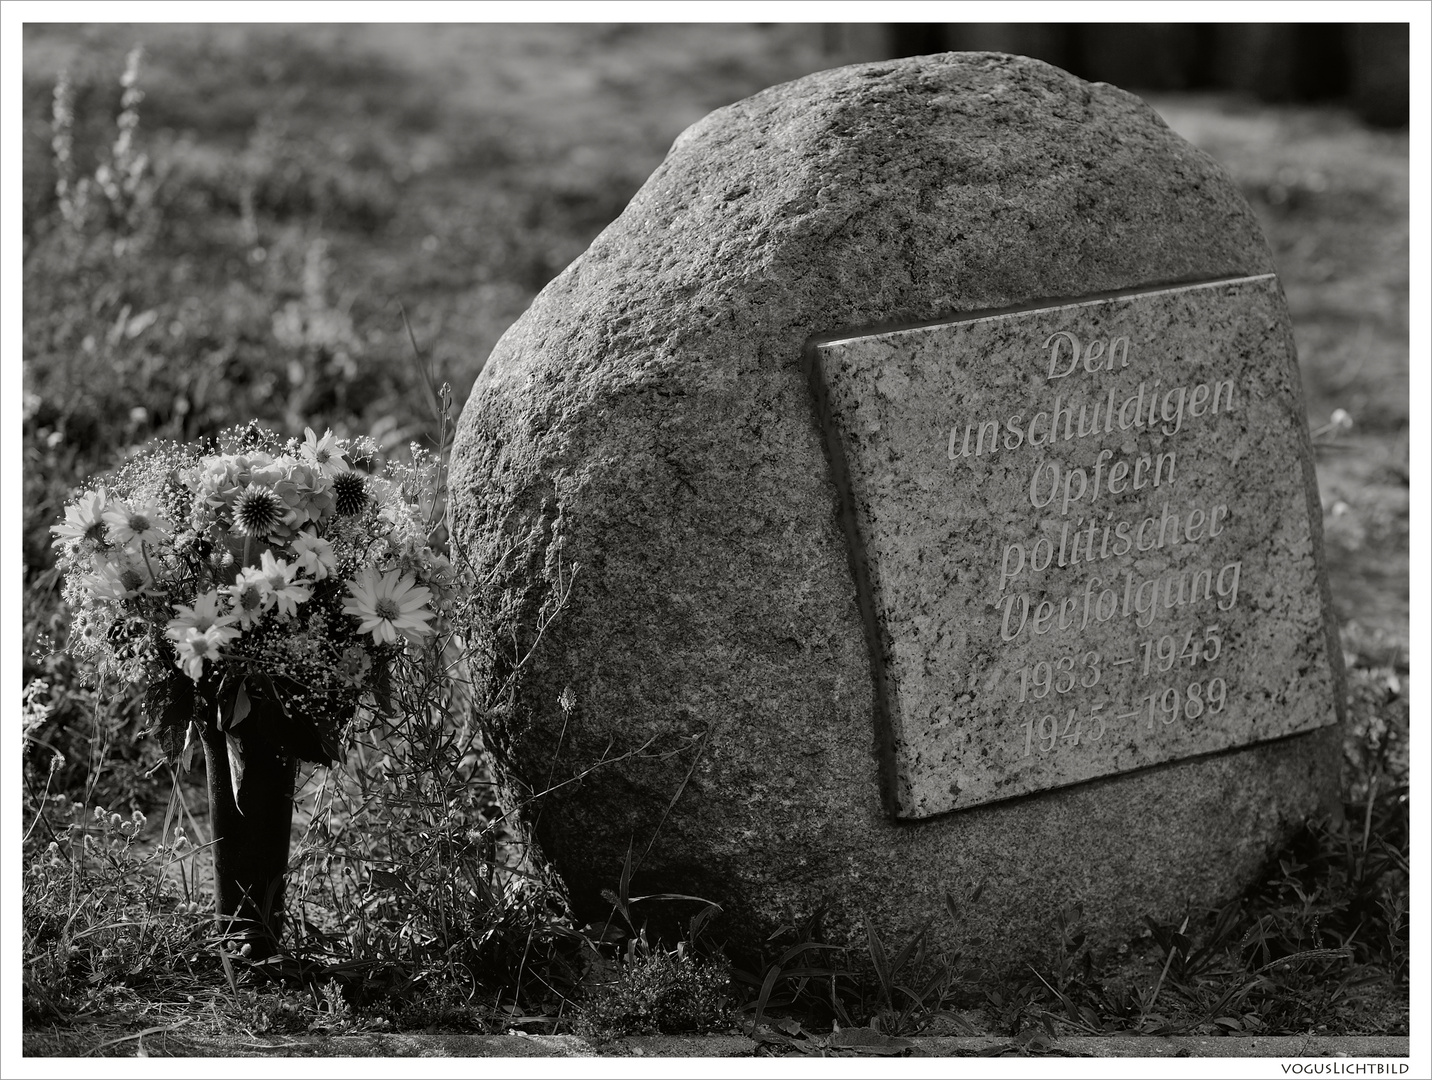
[1019,677,1228,758]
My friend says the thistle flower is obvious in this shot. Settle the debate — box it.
[51,486,110,547]
[300,426,350,478]
[331,471,366,516]
[102,497,170,549]
[342,567,434,645]
[232,484,289,539]
[258,550,312,617]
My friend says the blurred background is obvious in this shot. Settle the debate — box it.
[22,22,1408,803]
[830,23,1410,127]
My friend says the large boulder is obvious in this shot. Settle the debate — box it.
[449,52,1340,970]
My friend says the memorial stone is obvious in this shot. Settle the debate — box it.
[450,52,1344,970]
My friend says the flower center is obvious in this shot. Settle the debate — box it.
[191,637,211,656]
[240,586,264,611]
[84,522,107,544]
[374,597,401,622]
[127,514,151,533]
[119,569,144,591]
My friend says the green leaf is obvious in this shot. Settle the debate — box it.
[216,675,241,733]
[231,682,251,729]
[145,671,196,766]
[226,734,245,810]
[180,721,202,773]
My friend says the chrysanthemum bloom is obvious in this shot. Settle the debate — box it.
[102,497,171,550]
[342,567,435,645]
[276,461,334,526]
[301,427,350,479]
[290,531,336,580]
[231,484,290,539]
[201,453,281,514]
[51,486,111,548]
[331,471,366,517]
[166,590,237,641]
[171,624,240,681]
[258,551,312,617]
[227,567,274,629]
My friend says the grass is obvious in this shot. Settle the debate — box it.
[19,26,1409,1055]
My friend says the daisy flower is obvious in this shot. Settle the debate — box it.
[171,624,240,682]
[290,531,336,580]
[227,567,274,629]
[102,497,171,550]
[258,551,312,617]
[300,427,350,479]
[51,486,110,548]
[80,557,150,601]
[342,567,435,645]
[166,590,237,640]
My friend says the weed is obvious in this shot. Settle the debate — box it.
[574,947,731,1041]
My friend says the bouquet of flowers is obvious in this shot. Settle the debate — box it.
[50,422,458,786]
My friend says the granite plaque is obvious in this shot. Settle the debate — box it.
[812,275,1341,818]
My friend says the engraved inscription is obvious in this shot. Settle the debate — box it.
[812,276,1341,818]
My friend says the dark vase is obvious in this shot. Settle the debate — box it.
[200,713,298,960]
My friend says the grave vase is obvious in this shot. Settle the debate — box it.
[200,704,298,960]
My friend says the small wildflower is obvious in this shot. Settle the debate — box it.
[227,568,273,629]
[171,624,239,681]
[167,590,236,638]
[336,644,371,687]
[259,551,312,616]
[290,531,336,579]
[79,557,150,601]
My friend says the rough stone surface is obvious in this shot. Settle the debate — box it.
[813,276,1342,817]
[449,52,1342,971]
